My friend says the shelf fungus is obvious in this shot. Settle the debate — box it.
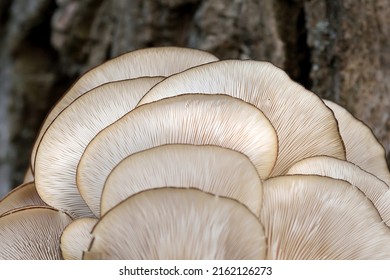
[1,47,390,259]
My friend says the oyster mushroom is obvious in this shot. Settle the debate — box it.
[286,155,390,226]
[261,175,390,259]
[2,47,389,260]
[77,94,278,216]
[0,206,72,260]
[100,144,262,216]
[138,60,345,175]
[0,182,47,216]
[34,77,162,218]
[60,217,97,260]
[324,99,390,186]
[85,188,266,260]
[30,47,218,173]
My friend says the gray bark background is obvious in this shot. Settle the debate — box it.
[0,0,389,197]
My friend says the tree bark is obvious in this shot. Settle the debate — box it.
[1,0,389,196]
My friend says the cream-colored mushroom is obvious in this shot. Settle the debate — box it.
[261,175,390,259]
[2,46,389,261]
[324,99,390,187]
[34,77,162,218]
[77,94,278,216]
[0,182,47,216]
[100,144,262,216]
[30,47,218,173]
[86,188,266,259]
[0,206,72,260]
[286,155,390,227]
[138,60,345,176]
[60,217,97,260]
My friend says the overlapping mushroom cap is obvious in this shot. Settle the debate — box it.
[1,46,390,259]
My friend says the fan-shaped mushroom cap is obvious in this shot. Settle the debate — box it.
[30,47,218,173]
[35,77,163,219]
[324,100,390,186]
[0,206,72,259]
[78,94,278,216]
[86,188,266,260]
[60,217,97,260]
[261,175,390,259]
[286,156,390,226]
[138,60,345,175]
[101,144,262,216]
[0,182,47,216]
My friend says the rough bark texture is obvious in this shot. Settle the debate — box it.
[0,0,389,196]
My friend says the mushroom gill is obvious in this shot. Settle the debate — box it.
[100,144,262,216]
[0,207,72,260]
[77,94,277,217]
[60,217,97,260]
[30,47,218,174]
[0,182,47,216]
[34,77,163,219]
[286,155,390,227]
[261,175,390,259]
[324,99,390,186]
[86,188,266,260]
[1,46,389,260]
[138,60,346,175]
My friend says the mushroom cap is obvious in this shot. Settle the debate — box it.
[0,182,47,216]
[261,175,390,259]
[324,99,390,187]
[77,94,278,216]
[86,188,266,260]
[30,47,218,173]
[0,206,72,260]
[286,155,390,226]
[101,144,262,216]
[60,217,97,260]
[35,77,162,219]
[138,60,345,175]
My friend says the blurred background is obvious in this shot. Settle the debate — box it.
[0,0,389,197]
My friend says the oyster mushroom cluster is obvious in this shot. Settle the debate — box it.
[1,47,390,260]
